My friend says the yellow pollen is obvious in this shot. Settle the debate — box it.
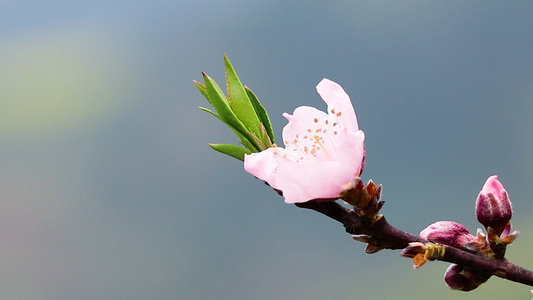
[315,129,321,133]
[293,139,298,143]
[314,118,318,123]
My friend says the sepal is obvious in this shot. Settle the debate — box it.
[400,242,446,269]
[341,178,383,221]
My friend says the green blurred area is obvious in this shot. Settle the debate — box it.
[0,24,138,136]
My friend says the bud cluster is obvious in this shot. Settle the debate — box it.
[341,177,384,222]
[411,175,519,291]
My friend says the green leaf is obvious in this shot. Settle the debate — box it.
[193,80,207,97]
[208,143,251,161]
[199,107,261,152]
[244,131,267,151]
[202,73,249,136]
[201,71,266,152]
[224,55,262,136]
[196,55,278,159]
[260,124,273,148]
[245,87,276,145]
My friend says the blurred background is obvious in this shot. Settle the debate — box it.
[1,1,533,299]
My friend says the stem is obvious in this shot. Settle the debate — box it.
[295,200,533,287]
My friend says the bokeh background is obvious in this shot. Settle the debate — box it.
[2,1,533,299]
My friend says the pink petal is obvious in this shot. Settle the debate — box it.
[243,148,281,189]
[273,131,364,203]
[281,107,336,162]
[481,175,505,199]
[316,78,359,132]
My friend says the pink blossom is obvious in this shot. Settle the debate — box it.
[244,79,365,203]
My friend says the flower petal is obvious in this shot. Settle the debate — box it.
[281,106,336,161]
[273,131,365,203]
[243,148,281,189]
[481,175,505,199]
[244,130,364,203]
[316,78,359,132]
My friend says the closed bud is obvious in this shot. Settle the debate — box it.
[444,264,489,291]
[475,175,512,235]
[420,221,479,251]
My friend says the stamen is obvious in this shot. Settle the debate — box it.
[312,134,333,160]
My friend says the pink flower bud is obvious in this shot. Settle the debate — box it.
[420,221,477,250]
[444,264,487,291]
[475,175,512,235]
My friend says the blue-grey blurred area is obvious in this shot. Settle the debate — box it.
[1,1,533,299]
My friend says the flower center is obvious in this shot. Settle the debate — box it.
[281,115,340,163]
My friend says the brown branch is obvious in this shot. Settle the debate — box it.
[295,200,533,287]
